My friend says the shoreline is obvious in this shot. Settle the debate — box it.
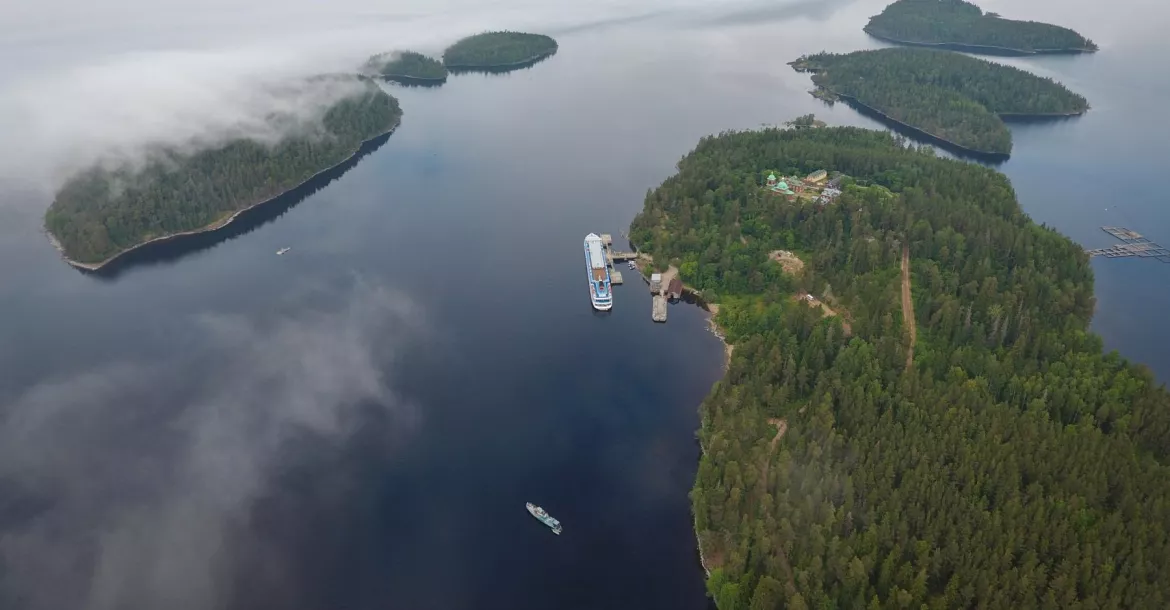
[444,48,558,72]
[631,246,728,579]
[862,28,1098,56]
[829,91,1014,159]
[693,302,730,581]
[378,73,447,86]
[47,118,402,272]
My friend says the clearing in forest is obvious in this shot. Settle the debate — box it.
[768,249,806,275]
[794,292,853,337]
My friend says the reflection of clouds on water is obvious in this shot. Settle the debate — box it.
[681,0,867,27]
[0,280,421,610]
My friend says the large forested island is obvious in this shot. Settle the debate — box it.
[792,48,1088,155]
[865,0,1097,54]
[45,77,401,267]
[630,125,1170,609]
[442,31,558,69]
[367,50,448,84]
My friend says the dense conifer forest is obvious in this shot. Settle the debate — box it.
[865,0,1097,54]
[368,50,448,81]
[442,31,557,68]
[793,48,1089,155]
[629,125,1170,609]
[45,78,401,265]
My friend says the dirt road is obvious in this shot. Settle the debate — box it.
[901,244,916,369]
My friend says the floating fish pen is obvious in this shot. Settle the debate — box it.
[1085,227,1170,262]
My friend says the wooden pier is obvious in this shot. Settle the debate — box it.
[1086,227,1170,262]
[606,250,638,264]
[652,294,668,322]
[598,230,665,320]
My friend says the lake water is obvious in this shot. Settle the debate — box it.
[1,0,1168,609]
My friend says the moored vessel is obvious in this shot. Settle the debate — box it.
[583,233,613,310]
[526,502,562,535]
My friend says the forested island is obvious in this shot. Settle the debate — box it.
[367,50,448,84]
[792,48,1089,156]
[630,125,1170,609]
[45,77,402,268]
[865,0,1097,55]
[442,31,558,70]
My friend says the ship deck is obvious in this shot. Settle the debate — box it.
[592,267,607,281]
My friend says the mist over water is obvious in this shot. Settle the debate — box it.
[2,0,1169,608]
[0,0,748,194]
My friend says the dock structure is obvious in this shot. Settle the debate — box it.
[649,273,663,294]
[652,294,667,322]
[1086,227,1170,262]
[611,269,623,284]
[605,250,638,265]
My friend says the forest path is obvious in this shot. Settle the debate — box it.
[767,418,788,452]
[902,244,916,369]
[759,417,796,593]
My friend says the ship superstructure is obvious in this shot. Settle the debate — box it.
[526,502,562,535]
[583,233,613,311]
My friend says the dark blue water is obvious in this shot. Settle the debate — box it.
[1,1,1168,609]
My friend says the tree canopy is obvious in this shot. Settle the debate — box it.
[367,50,448,81]
[630,125,1170,609]
[793,48,1089,155]
[45,77,402,265]
[865,0,1097,54]
[442,31,558,68]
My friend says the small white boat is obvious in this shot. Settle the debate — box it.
[277,247,291,255]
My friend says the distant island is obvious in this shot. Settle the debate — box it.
[442,31,558,71]
[45,77,402,269]
[865,0,1097,55]
[367,51,448,85]
[791,48,1089,156]
[630,124,1170,610]
[785,113,827,129]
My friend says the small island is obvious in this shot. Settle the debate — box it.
[784,113,827,129]
[442,31,558,71]
[45,77,402,269]
[367,50,448,85]
[630,124,1170,609]
[791,48,1089,156]
[865,0,1097,55]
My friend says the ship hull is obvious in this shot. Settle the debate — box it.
[526,502,563,535]
[584,235,613,311]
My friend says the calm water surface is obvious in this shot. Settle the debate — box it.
[1,1,1168,608]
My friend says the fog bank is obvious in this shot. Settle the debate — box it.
[0,0,749,199]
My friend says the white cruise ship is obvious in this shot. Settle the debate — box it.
[583,233,613,311]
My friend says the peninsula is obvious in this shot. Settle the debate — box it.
[791,48,1088,156]
[865,0,1097,55]
[45,77,402,269]
[631,124,1170,609]
[367,50,448,85]
[442,31,558,71]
